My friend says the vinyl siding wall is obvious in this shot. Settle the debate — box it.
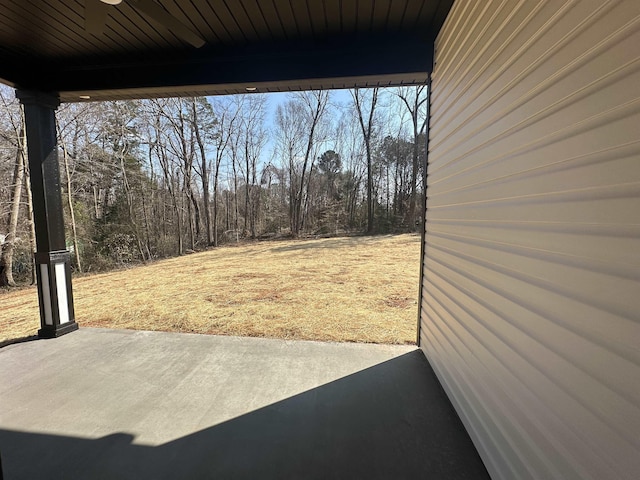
[420,1,640,479]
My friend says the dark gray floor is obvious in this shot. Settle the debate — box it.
[0,328,489,479]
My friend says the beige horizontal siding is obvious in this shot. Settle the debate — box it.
[421,1,640,479]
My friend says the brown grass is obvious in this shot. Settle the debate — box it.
[0,234,421,345]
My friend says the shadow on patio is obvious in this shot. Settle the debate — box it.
[0,329,489,479]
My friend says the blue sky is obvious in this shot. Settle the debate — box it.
[263,89,352,120]
[260,89,353,162]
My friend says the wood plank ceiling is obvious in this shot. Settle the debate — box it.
[0,0,453,102]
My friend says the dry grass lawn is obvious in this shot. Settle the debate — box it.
[1,234,421,345]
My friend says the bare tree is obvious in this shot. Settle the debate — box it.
[163,98,200,250]
[0,106,26,286]
[210,97,241,246]
[238,94,268,238]
[333,111,366,229]
[351,87,379,233]
[108,100,148,260]
[22,148,37,284]
[191,97,217,245]
[148,99,185,255]
[395,85,429,228]
[275,90,329,236]
[57,102,96,272]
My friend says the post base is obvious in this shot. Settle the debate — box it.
[38,321,79,339]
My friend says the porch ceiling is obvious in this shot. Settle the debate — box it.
[0,0,453,102]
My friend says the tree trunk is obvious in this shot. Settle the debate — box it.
[213,168,220,247]
[119,152,147,262]
[60,140,83,272]
[0,126,26,287]
[232,158,239,235]
[397,85,428,230]
[244,140,250,234]
[192,100,213,245]
[366,141,374,232]
[23,151,37,285]
[352,87,379,233]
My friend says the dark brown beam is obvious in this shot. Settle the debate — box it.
[9,34,433,100]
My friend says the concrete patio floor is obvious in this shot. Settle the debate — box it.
[0,328,489,479]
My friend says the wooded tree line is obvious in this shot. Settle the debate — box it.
[0,84,427,285]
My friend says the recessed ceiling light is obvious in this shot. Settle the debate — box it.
[100,0,122,5]
[245,87,257,92]
[79,95,91,100]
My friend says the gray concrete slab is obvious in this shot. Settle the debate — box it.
[0,328,489,479]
